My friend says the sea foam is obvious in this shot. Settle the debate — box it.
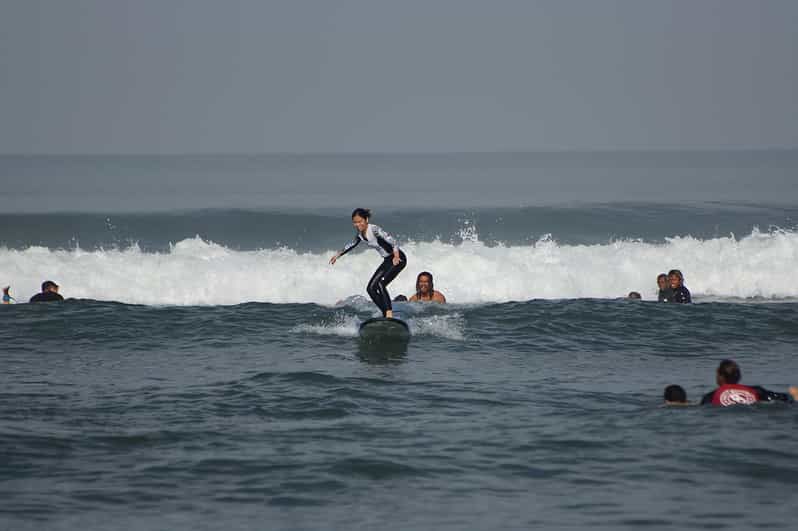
[1,229,796,305]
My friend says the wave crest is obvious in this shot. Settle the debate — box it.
[1,229,796,305]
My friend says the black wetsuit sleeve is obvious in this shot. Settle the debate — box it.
[700,391,714,405]
[338,235,360,257]
[672,287,691,304]
[753,386,793,403]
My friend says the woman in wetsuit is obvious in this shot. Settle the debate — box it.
[329,208,407,318]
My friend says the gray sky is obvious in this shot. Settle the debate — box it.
[1,0,796,154]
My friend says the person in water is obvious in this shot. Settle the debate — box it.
[409,271,446,303]
[2,286,15,304]
[29,280,64,303]
[663,384,689,406]
[330,208,407,318]
[667,269,691,303]
[657,273,673,302]
[627,291,642,300]
[700,359,796,406]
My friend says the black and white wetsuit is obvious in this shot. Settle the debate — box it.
[339,224,407,316]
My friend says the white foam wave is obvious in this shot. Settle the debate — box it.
[1,229,797,305]
[292,313,361,337]
[409,314,466,340]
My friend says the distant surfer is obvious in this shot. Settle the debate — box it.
[329,208,407,318]
[409,272,446,303]
[29,280,64,303]
[667,269,691,303]
[2,286,15,304]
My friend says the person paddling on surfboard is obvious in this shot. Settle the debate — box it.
[329,208,407,319]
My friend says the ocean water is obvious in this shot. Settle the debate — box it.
[2,153,798,530]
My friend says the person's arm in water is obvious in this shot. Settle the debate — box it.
[329,235,360,265]
[752,386,795,403]
[433,291,446,303]
[373,225,402,265]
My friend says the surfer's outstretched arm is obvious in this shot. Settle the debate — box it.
[330,235,360,265]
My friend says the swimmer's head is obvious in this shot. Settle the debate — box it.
[627,291,641,299]
[41,280,59,293]
[416,272,434,296]
[716,359,741,385]
[663,384,688,404]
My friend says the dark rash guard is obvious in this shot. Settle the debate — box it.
[701,384,792,406]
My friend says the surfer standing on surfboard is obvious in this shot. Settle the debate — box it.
[329,208,407,318]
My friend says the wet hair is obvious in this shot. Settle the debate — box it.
[627,291,642,299]
[351,208,372,220]
[667,269,684,281]
[717,359,741,384]
[416,271,434,296]
[393,294,408,302]
[657,273,668,283]
[664,385,687,403]
[41,280,58,291]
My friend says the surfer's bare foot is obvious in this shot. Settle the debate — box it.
[385,310,394,319]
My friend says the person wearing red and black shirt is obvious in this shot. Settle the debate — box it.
[701,359,796,406]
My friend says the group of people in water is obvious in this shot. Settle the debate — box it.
[663,359,798,407]
[627,270,692,302]
[2,281,63,304]
[5,210,795,411]
[333,207,695,312]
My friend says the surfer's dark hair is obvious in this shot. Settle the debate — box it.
[351,208,372,220]
[416,271,434,297]
[663,385,687,403]
[667,269,684,281]
[717,359,741,384]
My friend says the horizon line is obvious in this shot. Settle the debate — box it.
[1,147,798,157]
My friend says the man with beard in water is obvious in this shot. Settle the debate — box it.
[409,271,446,303]
[701,359,798,406]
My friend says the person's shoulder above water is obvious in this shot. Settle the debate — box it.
[29,280,64,303]
[30,291,64,302]
[671,285,691,304]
